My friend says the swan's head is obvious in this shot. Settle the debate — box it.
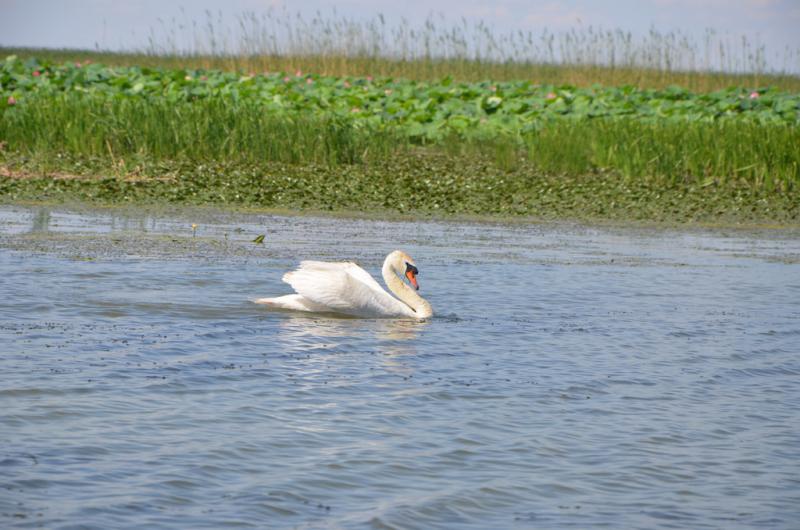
[389,250,421,291]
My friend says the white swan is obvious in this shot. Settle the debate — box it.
[254,250,433,319]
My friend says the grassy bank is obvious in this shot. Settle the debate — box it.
[2,94,798,189]
[2,154,798,225]
[1,57,798,225]
[2,58,799,185]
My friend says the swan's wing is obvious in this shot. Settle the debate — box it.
[291,261,388,294]
[282,261,411,317]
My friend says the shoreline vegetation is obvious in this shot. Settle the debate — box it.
[1,13,799,226]
[2,156,799,227]
[5,11,800,91]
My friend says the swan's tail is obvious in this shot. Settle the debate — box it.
[253,294,329,312]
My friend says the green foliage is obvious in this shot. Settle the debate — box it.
[520,119,799,187]
[3,10,799,92]
[2,155,798,224]
[3,56,798,136]
[0,91,399,167]
[1,56,799,223]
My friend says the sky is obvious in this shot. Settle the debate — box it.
[1,0,798,71]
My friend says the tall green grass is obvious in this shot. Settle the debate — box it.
[2,92,797,190]
[4,10,799,91]
[522,119,799,189]
[0,93,399,166]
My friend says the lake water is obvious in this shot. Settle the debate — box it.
[1,205,799,529]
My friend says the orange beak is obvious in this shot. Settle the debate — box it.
[405,270,419,290]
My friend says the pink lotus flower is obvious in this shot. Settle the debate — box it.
[295,70,302,77]
[7,96,16,106]
[200,75,208,81]
[749,91,759,99]
[283,76,290,83]
[32,70,41,77]
[490,85,497,92]
[546,92,557,100]
[366,75,373,82]
[343,81,351,88]
[306,77,313,84]
[75,62,82,68]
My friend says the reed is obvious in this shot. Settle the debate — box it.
[522,119,799,189]
[0,93,399,167]
[3,10,799,91]
[2,92,797,191]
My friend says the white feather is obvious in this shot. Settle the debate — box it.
[282,261,412,317]
[255,251,432,319]
[253,294,330,312]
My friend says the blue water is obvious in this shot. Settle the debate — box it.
[1,205,799,529]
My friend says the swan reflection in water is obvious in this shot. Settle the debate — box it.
[275,313,429,361]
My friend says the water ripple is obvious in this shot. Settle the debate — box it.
[1,206,799,529]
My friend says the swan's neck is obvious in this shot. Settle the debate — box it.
[382,260,433,318]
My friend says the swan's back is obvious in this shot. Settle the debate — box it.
[283,261,414,318]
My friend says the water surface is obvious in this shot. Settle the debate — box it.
[1,205,799,529]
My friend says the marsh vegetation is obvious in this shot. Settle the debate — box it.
[1,11,798,224]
